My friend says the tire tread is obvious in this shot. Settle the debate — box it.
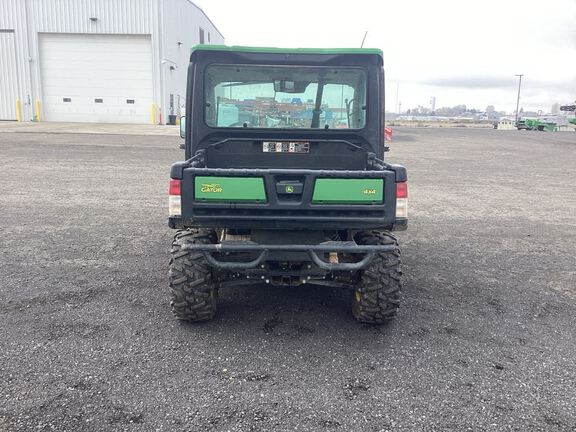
[168,228,218,322]
[352,230,402,324]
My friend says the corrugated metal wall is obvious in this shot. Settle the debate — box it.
[0,30,20,120]
[160,0,225,119]
[27,0,156,34]
[0,0,32,120]
[0,0,223,123]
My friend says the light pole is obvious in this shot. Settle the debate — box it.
[514,74,523,123]
[396,82,400,114]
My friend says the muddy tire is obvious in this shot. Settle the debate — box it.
[169,228,218,322]
[352,230,402,324]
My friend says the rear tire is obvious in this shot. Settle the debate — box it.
[169,228,218,322]
[352,230,402,324]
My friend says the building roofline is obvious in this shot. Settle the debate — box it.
[182,0,224,40]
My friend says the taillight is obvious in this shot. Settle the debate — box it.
[169,178,181,216]
[169,178,181,195]
[384,127,393,142]
[396,182,407,198]
[396,181,408,218]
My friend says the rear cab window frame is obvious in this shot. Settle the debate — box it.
[202,63,370,131]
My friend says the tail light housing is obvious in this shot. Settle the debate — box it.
[384,127,393,142]
[169,178,181,216]
[396,181,408,218]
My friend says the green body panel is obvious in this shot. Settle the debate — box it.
[194,177,266,202]
[191,44,383,57]
[312,179,384,204]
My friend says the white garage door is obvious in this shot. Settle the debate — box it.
[39,34,153,124]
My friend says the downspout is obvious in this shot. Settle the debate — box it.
[23,0,34,121]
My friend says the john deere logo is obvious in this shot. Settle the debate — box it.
[200,183,223,193]
[363,188,377,195]
[285,185,294,193]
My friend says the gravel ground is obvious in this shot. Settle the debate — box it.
[0,128,575,431]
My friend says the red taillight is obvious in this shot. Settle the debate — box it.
[384,127,393,142]
[396,181,408,198]
[169,178,181,195]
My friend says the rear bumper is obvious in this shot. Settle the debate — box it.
[183,240,395,271]
[168,216,408,231]
[169,217,406,231]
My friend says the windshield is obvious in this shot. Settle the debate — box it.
[204,65,367,129]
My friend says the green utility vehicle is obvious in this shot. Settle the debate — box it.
[516,118,557,131]
[168,45,408,324]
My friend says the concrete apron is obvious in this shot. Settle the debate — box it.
[0,121,179,136]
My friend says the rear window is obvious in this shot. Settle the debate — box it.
[204,65,367,129]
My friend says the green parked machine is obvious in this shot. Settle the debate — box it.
[168,46,408,324]
[516,118,558,131]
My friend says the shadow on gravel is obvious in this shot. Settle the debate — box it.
[171,281,403,351]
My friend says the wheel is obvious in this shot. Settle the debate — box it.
[352,230,402,324]
[168,228,218,322]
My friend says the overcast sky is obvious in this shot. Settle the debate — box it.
[194,0,576,114]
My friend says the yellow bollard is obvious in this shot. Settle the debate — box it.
[151,103,157,125]
[16,99,22,122]
[35,99,41,121]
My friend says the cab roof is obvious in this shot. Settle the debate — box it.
[191,44,383,57]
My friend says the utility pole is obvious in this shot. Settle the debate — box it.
[514,74,523,123]
[396,82,400,114]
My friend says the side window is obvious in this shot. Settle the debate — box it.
[199,28,205,44]
[208,32,211,43]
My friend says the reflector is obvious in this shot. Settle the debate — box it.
[396,198,408,218]
[169,196,181,216]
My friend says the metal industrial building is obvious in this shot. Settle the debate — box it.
[0,0,223,124]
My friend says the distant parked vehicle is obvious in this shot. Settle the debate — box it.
[516,118,557,132]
